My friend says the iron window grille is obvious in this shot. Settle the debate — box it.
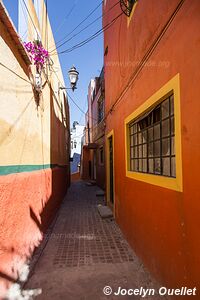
[120,0,136,17]
[98,98,104,123]
[129,94,175,177]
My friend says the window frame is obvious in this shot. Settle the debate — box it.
[124,74,183,192]
[129,94,175,178]
[98,96,105,124]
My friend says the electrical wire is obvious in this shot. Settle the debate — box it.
[67,93,102,126]
[50,15,103,53]
[50,66,99,122]
[45,0,48,51]
[53,3,77,36]
[60,12,123,54]
[78,97,88,124]
[50,1,120,53]
[67,92,87,115]
[50,0,103,50]
[18,0,185,123]
[0,62,31,84]
[21,0,50,76]
[20,0,29,40]
[104,0,186,116]
[67,92,104,125]
[21,0,40,39]
[51,12,123,55]
[54,0,186,130]
[49,66,86,114]
[50,66,106,137]
[18,0,185,143]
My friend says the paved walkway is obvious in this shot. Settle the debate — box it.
[25,181,168,300]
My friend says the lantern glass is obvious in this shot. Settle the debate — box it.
[69,74,77,84]
[68,66,79,86]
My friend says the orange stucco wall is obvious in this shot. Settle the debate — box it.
[104,0,200,294]
[0,168,69,296]
[71,171,80,182]
[81,147,93,181]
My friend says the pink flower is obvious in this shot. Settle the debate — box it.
[24,41,49,69]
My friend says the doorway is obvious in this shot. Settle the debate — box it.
[107,131,114,209]
[93,150,97,180]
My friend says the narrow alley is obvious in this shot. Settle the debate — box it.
[1,0,200,299]
[24,180,166,300]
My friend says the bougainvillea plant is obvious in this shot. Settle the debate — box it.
[24,40,49,72]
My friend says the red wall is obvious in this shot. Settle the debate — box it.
[0,167,69,297]
[104,0,200,293]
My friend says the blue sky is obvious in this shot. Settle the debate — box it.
[3,0,103,126]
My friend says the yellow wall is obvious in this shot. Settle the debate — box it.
[0,1,69,168]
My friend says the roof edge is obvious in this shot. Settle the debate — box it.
[0,1,32,65]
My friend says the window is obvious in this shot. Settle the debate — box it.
[98,98,104,123]
[125,74,182,191]
[129,94,175,177]
[99,147,104,165]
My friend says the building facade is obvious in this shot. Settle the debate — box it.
[103,0,200,293]
[81,68,106,189]
[70,121,85,174]
[0,1,70,296]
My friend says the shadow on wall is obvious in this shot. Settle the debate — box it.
[28,87,70,243]
[0,85,70,297]
[0,271,15,284]
[48,87,70,226]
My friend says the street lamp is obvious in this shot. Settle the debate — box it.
[68,66,79,91]
[60,65,79,92]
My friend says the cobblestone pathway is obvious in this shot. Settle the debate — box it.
[25,181,168,300]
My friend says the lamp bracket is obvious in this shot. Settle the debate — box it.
[59,86,77,91]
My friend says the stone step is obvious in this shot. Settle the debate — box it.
[96,189,105,197]
[97,204,113,219]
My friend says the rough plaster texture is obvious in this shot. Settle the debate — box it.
[103,0,200,292]
[0,167,69,297]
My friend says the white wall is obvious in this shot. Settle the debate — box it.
[71,124,85,158]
